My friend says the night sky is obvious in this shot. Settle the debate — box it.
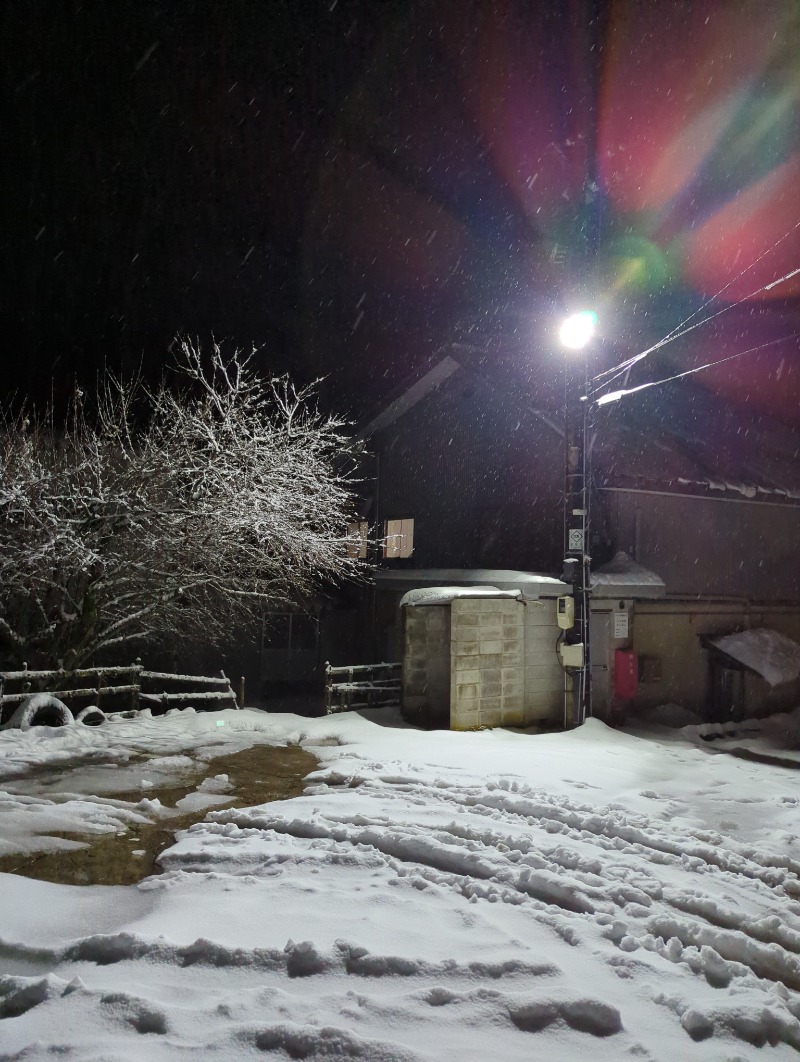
[4,0,800,424]
[3,0,398,404]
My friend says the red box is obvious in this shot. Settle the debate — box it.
[614,649,638,700]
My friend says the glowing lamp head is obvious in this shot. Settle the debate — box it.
[559,310,597,350]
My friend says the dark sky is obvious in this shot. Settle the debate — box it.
[4,0,800,424]
[3,0,400,404]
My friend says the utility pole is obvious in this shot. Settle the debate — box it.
[559,312,595,725]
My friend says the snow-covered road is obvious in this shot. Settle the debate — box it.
[1,708,799,1059]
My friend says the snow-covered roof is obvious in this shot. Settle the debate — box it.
[362,357,800,504]
[383,561,665,602]
[707,627,800,687]
[590,551,666,599]
[596,381,800,502]
[399,586,522,608]
[377,568,569,598]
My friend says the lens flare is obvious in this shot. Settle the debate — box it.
[305,0,800,423]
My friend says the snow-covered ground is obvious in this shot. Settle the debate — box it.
[1,706,800,1060]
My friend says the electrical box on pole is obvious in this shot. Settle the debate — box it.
[559,642,584,669]
[557,596,575,629]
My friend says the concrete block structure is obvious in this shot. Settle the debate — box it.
[401,585,566,730]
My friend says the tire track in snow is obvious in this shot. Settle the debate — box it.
[0,948,631,1059]
[197,773,800,1005]
[0,934,560,983]
[311,767,800,885]
[124,764,800,1054]
[5,765,800,1058]
[206,770,800,898]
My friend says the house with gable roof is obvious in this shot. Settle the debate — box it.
[353,352,800,725]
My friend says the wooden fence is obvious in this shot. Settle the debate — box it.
[324,661,401,714]
[0,662,241,724]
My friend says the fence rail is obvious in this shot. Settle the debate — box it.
[1,665,139,681]
[139,690,237,706]
[140,670,232,686]
[0,684,141,705]
[324,661,401,714]
[0,661,242,723]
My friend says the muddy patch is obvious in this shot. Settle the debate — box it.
[0,744,317,886]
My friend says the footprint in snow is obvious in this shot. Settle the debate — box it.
[508,997,622,1037]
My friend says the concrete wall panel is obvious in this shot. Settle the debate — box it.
[450,599,525,729]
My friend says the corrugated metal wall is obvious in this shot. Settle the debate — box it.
[604,489,800,601]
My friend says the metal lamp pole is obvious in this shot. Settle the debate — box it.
[560,311,596,725]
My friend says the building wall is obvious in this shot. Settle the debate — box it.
[375,376,564,572]
[450,598,524,729]
[628,600,800,716]
[401,592,800,728]
[523,599,564,724]
[402,604,451,726]
[603,489,800,601]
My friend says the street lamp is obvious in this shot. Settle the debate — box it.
[559,310,597,350]
[559,310,596,726]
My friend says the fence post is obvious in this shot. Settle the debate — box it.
[324,662,331,714]
[238,676,245,709]
[132,658,142,711]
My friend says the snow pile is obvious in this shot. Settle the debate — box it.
[760,709,800,751]
[1,708,800,1059]
[590,551,666,598]
[680,706,800,757]
[637,703,703,729]
[710,627,800,686]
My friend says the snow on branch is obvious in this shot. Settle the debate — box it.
[0,340,366,669]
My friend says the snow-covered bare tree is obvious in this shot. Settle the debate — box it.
[0,341,365,669]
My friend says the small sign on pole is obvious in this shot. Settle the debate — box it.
[568,528,584,552]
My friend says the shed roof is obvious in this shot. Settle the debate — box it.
[705,628,800,687]
[399,586,522,608]
[377,568,569,598]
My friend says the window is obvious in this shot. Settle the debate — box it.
[383,518,414,559]
[346,520,369,559]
